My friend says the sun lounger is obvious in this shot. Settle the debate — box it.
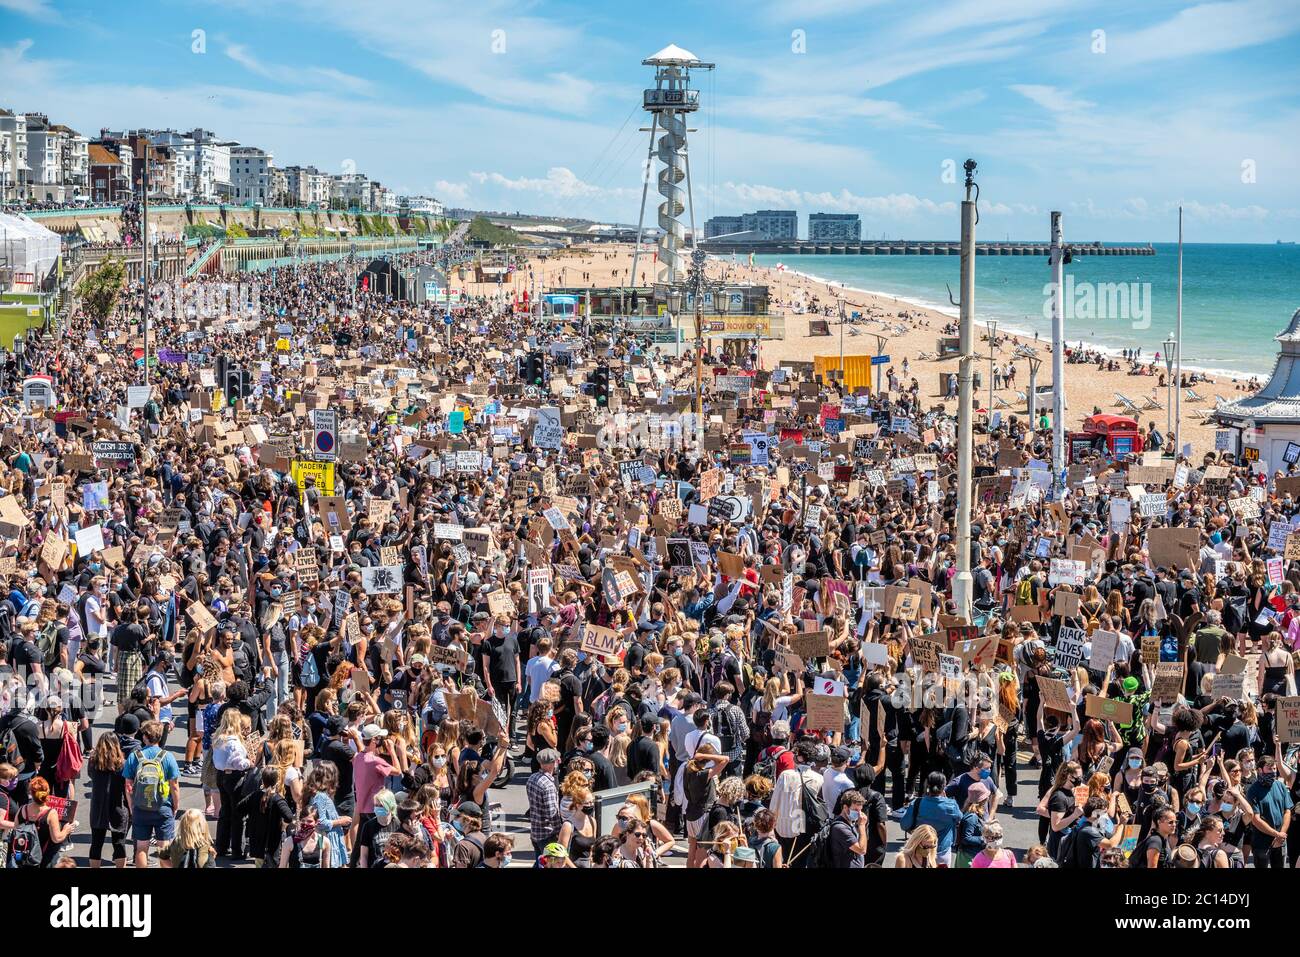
[1142,394,1162,410]
[994,396,1010,409]
[1114,393,1140,413]
[1185,388,1205,402]
[1016,391,1028,403]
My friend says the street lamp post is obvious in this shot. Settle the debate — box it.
[870,333,889,399]
[1027,354,1043,432]
[1163,333,1176,447]
[987,320,998,421]
[838,297,846,384]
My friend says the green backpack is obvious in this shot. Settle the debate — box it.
[133,752,170,813]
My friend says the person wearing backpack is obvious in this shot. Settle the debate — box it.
[121,719,181,869]
[1191,815,1241,868]
[11,775,76,867]
[824,789,868,868]
[0,702,42,806]
[1059,795,1109,867]
[899,771,962,867]
[770,740,825,868]
[36,694,80,800]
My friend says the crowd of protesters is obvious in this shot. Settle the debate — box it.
[0,239,1296,872]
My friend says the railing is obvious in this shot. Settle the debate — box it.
[186,240,225,277]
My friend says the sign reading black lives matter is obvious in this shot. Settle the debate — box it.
[91,441,137,467]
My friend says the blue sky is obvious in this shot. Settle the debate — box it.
[3,0,1299,241]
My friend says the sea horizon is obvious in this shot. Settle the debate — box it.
[749,242,1300,381]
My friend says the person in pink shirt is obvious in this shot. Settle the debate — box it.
[352,724,399,822]
[970,820,1018,868]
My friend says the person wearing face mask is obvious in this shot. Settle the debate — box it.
[478,832,513,869]
[1244,752,1292,868]
[1041,760,1085,859]
[824,789,868,868]
[479,615,521,742]
[556,773,597,867]
[1060,795,1112,868]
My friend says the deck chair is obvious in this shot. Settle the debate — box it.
[1142,394,1162,410]
[1185,388,1205,402]
[1188,408,1208,421]
[1114,393,1140,413]
[847,325,863,336]
[1016,390,1028,403]
[994,396,1010,409]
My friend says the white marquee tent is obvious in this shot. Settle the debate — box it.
[0,212,61,289]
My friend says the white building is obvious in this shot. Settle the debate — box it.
[23,115,62,200]
[740,209,798,240]
[331,172,371,210]
[187,130,231,202]
[62,130,89,197]
[283,165,330,206]
[230,145,273,205]
[1215,307,1300,474]
[400,195,444,216]
[808,213,861,242]
[135,130,196,199]
[0,111,30,203]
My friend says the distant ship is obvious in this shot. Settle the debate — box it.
[1279,240,1297,245]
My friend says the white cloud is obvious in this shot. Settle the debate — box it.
[1009,84,1095,114]
[718,182,956,218]
[721,93,935,128]
[0,0,57,21]
[982,202,1041,216]
[469,167,635,201]
[433,180,471,205]
[1068,198,1272,222]
[1115,0,1300,66]
[259,0,603,115]
[224,43,374,95]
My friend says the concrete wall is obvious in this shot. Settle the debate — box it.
[27,204,440,238]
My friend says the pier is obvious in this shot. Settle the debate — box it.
[698,239,1156,256]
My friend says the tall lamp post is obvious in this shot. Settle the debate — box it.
[870,332,889,399]
[686,247,710,451]
[986,320,998,419]
[1162,334,1176,448]
[838,297,846,382]
[1026,353,1043,432]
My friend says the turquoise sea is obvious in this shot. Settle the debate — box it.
[753,243,1300,378]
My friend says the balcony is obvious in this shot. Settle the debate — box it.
[642,88,700,111]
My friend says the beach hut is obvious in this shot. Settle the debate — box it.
[1215,307,1300,473]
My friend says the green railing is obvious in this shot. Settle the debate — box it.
[186,239,225,277]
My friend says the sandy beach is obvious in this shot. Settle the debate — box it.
[465,242,1256,457]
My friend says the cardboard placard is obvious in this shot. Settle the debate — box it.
[580,623,622,660]
[1053,590,1082,619]
[804,692,845,732]
[1085,694,1135,725]
[1035,675,1073,712]
[789,630,831,659]
[1152,662,1185,703]
[1277,696,1300,743]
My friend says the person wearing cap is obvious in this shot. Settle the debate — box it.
[351,723,399,838]
[526,748,563,857]
[450,801,488,867]
[821,746,855,810]
[142,651,187,750]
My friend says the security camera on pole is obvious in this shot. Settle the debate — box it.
[952,159,980,623]
[1048,212,1068,495]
